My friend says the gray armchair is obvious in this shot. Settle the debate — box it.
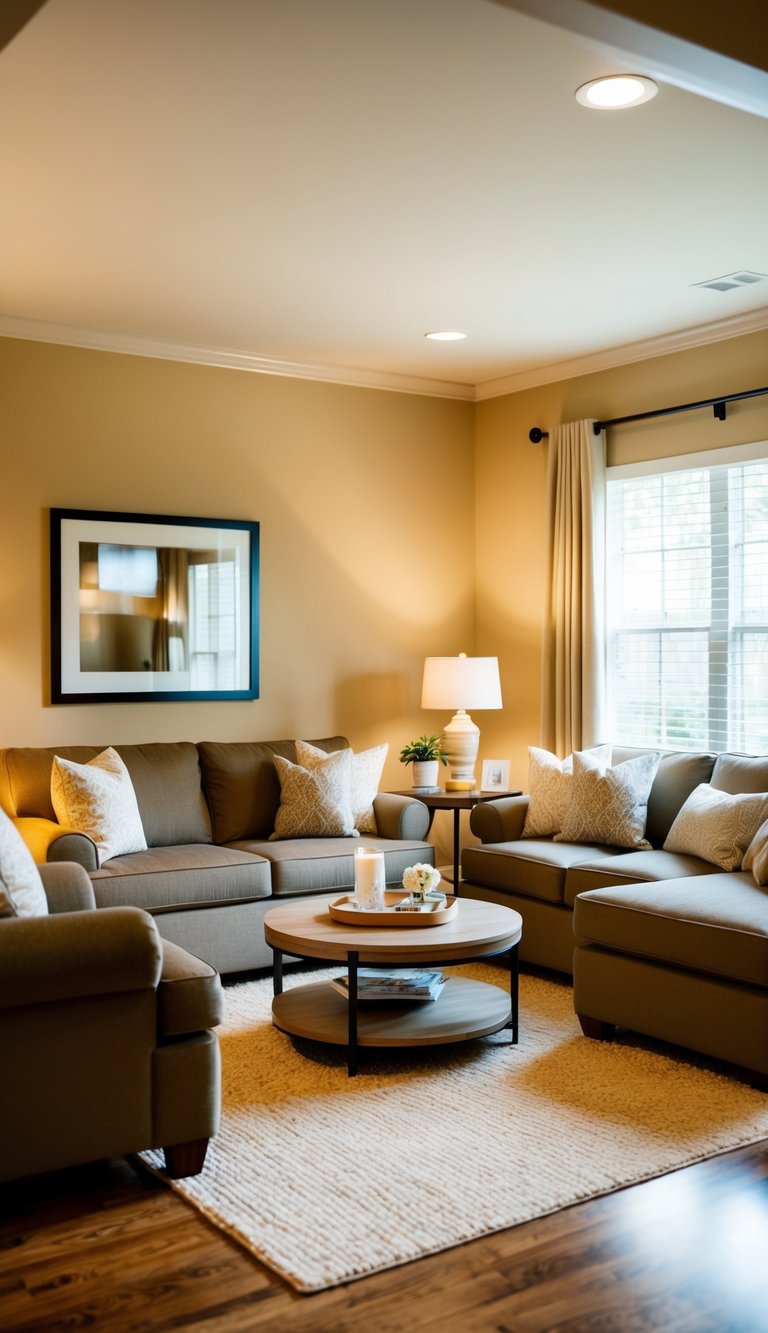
[0,862,223,1182]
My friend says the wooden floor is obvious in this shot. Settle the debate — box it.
[2,1135,768,1332]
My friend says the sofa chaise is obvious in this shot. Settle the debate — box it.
[0,736,434,974]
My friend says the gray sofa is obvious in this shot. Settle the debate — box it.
[461,748,768,1087]
[0,737,433,974]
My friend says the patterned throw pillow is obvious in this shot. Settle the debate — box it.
[743,817,768,886]
[296,740,388,834]
[523,744,612,837]
[270,748,357,840]
[554,749,660,849]
[51,747,147,864]
[663,784,768,871]
[0,807,48,917]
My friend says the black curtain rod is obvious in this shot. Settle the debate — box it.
[528,384,768,444]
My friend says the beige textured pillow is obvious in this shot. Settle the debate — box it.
[743,817,768,886]
[270,748,357,840]
[51,747,147,863]
[664,784,768,871]
[296,740,388,834]
[555,749,660,849]
[523,743,611,837]
[0,807,48,917]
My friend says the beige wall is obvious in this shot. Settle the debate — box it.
[475,327,768,792]
[0,337,475,806]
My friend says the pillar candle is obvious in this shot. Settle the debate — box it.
[354,847,385,910]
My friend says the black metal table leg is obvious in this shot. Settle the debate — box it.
[508,942,519,1043]
[347,950,359,1076]
[272,947,283,996]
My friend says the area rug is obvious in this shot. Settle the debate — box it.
[142,965,768,1293]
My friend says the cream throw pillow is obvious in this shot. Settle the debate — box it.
[270,748,357,840]
[0,807,48,917]
[555,749,660,849]
[743,816,768,885]
[663,784,768,871]
[51,747,147,863]
[296,740,388,834]
[523,743,612,837]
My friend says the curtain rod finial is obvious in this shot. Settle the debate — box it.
[529,427,548,444]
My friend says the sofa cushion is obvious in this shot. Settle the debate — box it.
[564,848,721,905]
[296,739,387,834]
[157,939,224,1036]
[711,752,768,795]
[555,751,660,850]
[522,744,611,838]
[663,783,768,871]
[90,844,271,912]
[116,743,212,847]
[0,807,48,918]
[462,839,621,905]
[271,750,356,839]
[51,748,148,863]
[573,874,768,988]
[233,836,434,897]
[197,737,348,843]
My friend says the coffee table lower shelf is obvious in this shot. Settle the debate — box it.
[272,976,511,1054]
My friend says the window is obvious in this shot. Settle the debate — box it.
[606,442,768,753]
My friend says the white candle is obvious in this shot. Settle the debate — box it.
[354,847,385,910]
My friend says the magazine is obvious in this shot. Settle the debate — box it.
[330,968,448,1002]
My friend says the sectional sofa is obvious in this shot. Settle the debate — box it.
[0,736,434,973]
[460,747,768,1087]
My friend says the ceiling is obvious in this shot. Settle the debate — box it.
[1,0,767,400]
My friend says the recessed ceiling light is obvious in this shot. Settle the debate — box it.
[425,330,466,342]
[575,75,658,109]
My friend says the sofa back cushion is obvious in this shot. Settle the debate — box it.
[610,747,717,847]
[0,743,212,848]
[197,737,348,844]
[711,752,768,795]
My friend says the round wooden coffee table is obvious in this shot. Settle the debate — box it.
[264,894,523,1075]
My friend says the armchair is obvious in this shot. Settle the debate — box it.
[0,861,223,1182]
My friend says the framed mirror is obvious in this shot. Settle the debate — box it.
[50,508,259,703]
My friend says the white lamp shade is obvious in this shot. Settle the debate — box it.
[421,655,502,711]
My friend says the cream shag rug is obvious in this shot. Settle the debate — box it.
[142,965,768,1292]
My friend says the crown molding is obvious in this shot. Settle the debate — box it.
[0,315,476,402]
[474,307,768,401]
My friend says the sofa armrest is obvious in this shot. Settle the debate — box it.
[372,792,430,841]
[0,906,162,1009]
[158,939,224,1037]
[14,816,99,872]
[40,861,97,913]
[470,794,530,843]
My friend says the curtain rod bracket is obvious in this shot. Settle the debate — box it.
[713,401,726,421]
[529,427,548,444]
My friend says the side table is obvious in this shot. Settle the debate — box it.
[388,788,522,886]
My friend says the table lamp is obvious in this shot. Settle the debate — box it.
[421,653,502,791]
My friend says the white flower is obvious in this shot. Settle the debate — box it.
[402,862,441,894]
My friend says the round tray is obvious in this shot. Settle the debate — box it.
[328,890,458,927]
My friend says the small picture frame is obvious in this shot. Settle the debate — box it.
[481,759,510,792]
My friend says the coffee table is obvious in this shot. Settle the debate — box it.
[264,894,523,1075]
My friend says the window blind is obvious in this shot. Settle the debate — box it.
[606,449,768,753]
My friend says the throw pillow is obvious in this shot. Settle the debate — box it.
[51,747,147,863]
[270,748,357,840]
[664,784,768,871]
[523,743,612,837]
[554,749,660,849]
[296,740,388,834]
[0,807,48,917]
[743,817,768,886]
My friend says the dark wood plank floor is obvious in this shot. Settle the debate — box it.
[2,1136,768,1332]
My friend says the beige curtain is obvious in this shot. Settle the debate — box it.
[152,549,189,672]
[540,418,607,755]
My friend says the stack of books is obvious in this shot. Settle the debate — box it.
[330,968,448,1002]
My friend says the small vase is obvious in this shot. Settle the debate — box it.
[411,760,439,790]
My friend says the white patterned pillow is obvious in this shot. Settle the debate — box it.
[523,744,612,837]
[296,740,388,833]
[743,817,768,886]
[51,747,147,864]
[664,784,768,871]
[0,807,48,917]
[555,750,660,849]
[270,748,357,840]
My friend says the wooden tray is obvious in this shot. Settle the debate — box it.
[328,891,458,927]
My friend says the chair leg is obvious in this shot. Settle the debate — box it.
[578,1013,616,1041]
[163,1137,210,1178]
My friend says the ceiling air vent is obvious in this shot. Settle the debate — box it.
[694,271,768,292]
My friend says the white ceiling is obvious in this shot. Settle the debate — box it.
[1,0,767,400]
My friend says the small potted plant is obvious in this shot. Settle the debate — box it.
[399,734,448,791]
